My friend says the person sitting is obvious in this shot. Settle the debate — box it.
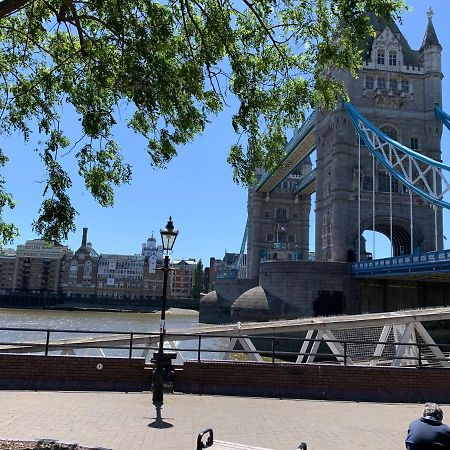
[405,402,450,449]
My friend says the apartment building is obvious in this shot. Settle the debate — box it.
[169,259,196,299]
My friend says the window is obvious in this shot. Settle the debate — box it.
[264,210,270,218]
[266,234,273,242]
[83,261,92,279]
[380,125,398,141]
[362,175,373,191]
[389,78,398,91]
[377,48,385,65]
[401,79,409,93]
[410,137,418,150]
[389,50,397,66]
[378,172,390,193]
[365,76,374,90]
[377,77,386,89]
[277,231,287,243]
[275,207,287,219]
[69,260,78,279]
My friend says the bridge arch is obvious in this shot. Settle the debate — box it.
[356,217,425,259]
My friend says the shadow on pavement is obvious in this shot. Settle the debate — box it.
[148,403,174,429]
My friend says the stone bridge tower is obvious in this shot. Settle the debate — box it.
[315,11,443,262]
[247,162,311,279]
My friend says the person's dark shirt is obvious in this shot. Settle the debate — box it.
[405,416,450,449]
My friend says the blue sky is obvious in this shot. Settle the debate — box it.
[2,0,450,265]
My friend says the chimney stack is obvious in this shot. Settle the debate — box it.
[82,227,88,247]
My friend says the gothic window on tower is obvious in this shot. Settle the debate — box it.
[266,233,274,242]
[410,137,418,150]
[389,78,398,91]
[264,210,270,218]
[377,48,385,65]
[389,50,397,66]
[362,174,373,192]
[377,77,386,90]
[275,207,287,219]
[378,172,390,193]
[365,76,374,90]
[401,79,409,93]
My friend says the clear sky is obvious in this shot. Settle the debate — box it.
[2,0,450,265]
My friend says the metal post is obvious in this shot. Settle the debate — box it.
[372,155,376,259]
[434,206,438,251]
[409,159,414,255]
[389,146,393,257]
[129,332,134,359]
[410,191,414,255]
[271,337,275,363]
[358,134,361,262]
[152,254,170,406]
[344,341,347,366]
[390,175,393,257]
[197,334,202,362]
[45,330,50,356]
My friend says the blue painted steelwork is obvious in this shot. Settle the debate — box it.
[436,103,450,131]
[352,249,450,277]
[345,102,450,209]
[256,111,316,192]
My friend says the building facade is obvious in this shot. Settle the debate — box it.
[12,240,71,294]
[61,228,165,300]
[315,12,443,262]
[169,259,197,299]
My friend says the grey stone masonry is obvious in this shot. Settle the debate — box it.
[315,15,443,262]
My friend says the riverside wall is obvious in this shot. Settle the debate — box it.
[200,260,450,323]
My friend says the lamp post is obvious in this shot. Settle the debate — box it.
[152,216,178,407]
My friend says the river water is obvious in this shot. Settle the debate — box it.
[0,307,200,334]
[0,307,211,360]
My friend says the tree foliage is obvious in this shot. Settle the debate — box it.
[192,258,204,299]
[0,0,406,243]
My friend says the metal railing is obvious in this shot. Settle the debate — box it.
[352,248,450,275]
[0,326,449,368]
[293,168,316,195]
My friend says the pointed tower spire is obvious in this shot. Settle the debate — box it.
[421,6,441,50]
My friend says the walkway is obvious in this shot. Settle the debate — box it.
[0,391,440,449]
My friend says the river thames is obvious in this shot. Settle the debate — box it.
[0,307,204,359]
[0,307,199,333]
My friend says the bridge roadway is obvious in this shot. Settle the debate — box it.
[352,248,450,279]
[256,111,315,193]
[2,306,450,355]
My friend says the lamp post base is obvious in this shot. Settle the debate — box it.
[152,370,164,406]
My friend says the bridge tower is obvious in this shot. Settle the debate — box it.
[247,162,312,279]
[315,11,443,262]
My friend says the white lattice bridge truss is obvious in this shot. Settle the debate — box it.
[2,307,450,368]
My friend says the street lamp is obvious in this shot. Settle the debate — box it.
[152,216,178,407]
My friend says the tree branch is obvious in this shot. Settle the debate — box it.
[0,0,32,19]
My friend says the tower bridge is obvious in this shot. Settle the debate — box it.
[203,11,450,324]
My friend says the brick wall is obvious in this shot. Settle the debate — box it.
[0,354,151,391]
[174,361,450,403]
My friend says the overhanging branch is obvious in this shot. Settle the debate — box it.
[0,0,33,19]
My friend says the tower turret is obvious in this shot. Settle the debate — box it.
[421,7,442,112]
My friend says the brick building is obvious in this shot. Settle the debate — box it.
[61,228,164,300]
[13,240,71,295]
[169,259,196,299]
[0,248,16,294]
